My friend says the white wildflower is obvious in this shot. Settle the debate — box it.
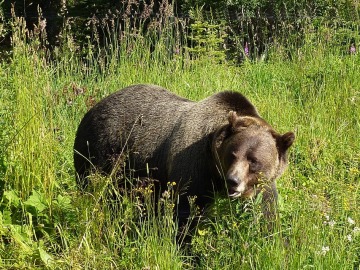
[353,227,360,236]
[321,246,330,255]
[346,234,352,242]
[328,220,336,228]
[162,190,170,199]
[348,217,355,225]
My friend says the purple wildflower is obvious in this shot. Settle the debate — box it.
[244,42,249,57]
[350,43,356,54]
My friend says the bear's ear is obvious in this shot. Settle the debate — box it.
[227,111,238,127]
[276,132,295,153]
[228,111,260,132]
[213,126,229,149]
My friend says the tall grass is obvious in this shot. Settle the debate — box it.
[0,9,359,270]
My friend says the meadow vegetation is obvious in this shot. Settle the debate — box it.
[0,3,359,269]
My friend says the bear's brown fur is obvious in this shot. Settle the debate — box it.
[74,84,295,218]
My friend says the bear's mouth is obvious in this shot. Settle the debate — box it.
[228,188,243,198]
[228,187,255,199]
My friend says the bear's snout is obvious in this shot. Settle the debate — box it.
[226,175,240,193]
[226,174,247,198]
[227,175,239,188]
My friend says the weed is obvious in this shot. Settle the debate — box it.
[0,4,359,269]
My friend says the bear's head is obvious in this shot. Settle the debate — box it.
[213,111,295,199]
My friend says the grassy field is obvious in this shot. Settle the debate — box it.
[0,18,359,269]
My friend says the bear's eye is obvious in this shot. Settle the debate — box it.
[247,156,260,172]
[226,151,237,164]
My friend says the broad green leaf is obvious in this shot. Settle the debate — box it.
[2,209,12,225]
[38,243,54,268]
[2,190,21,208]
[24,190,47,213]
[55,194,72,209]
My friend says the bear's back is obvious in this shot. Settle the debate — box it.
[74,84,194,183]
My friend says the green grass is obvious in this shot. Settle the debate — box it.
[0,18,359,269]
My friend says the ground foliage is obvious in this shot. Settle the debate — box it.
[0,1,359,269]
[2,0,360,60]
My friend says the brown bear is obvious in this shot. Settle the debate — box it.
[73,84,295,220]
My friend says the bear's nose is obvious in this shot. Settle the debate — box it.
[226,176,239,188]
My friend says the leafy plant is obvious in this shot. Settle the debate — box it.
[0,3,359,268]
